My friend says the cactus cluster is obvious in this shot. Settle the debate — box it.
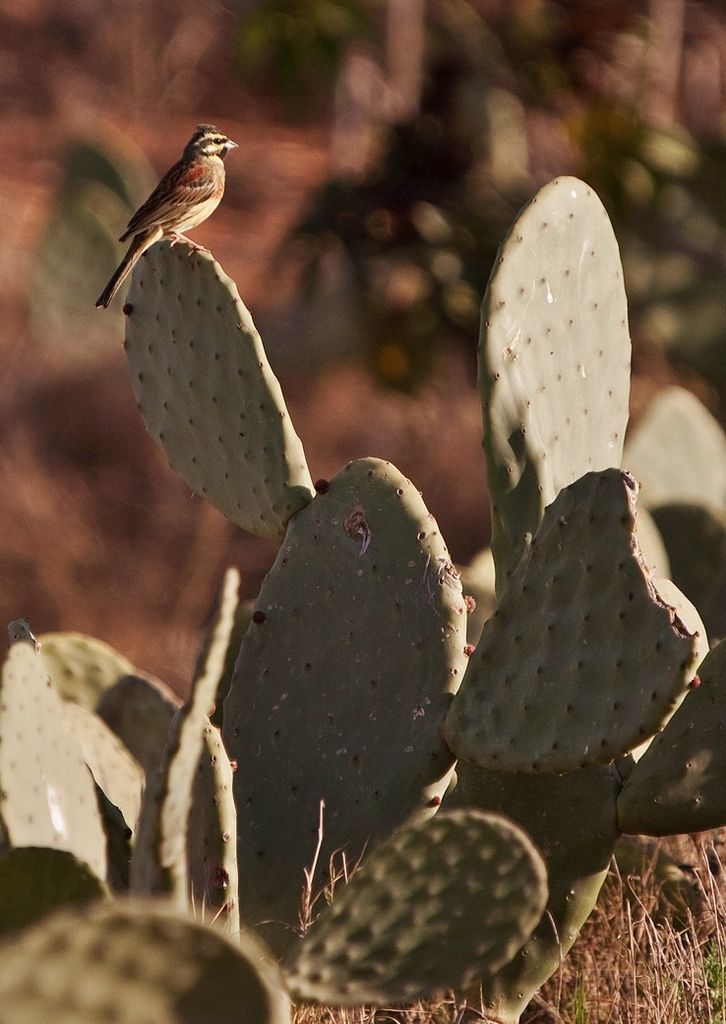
[4,171,726,1023]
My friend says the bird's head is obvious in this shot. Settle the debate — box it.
[185,124,238,160]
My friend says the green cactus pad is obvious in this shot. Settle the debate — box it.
[0,901,291,1024]
[0,644,107,880]
[191,567,242,725]
[223,457,467,952]
[97,673,180,777]
[480,176,631,585]
[0,847,106,937]
[623,387,726,510]
[285,810,547,1005]
[62,703,144,833]
[617,638,726,835]
[131,568,240,904]
[444,469,702,773]
[210,598,253,729]
[39,631,136,709]
[188,720,239,935]
[446,761,620,1023]
[124,242,315,539]
[650,502,726,636]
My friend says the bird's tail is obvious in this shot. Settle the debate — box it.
[95,231,158,309]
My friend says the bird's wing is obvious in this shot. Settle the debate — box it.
[120,159,219,240]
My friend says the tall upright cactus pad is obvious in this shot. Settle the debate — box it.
[446,762,620,1023]
[97,673,180,777]
[444,470,702,773]
[0,643,107,880]
[62,703,144,833]
[124,242,315,539]
[0,901,291,1024]
[223,458,467,952]
[0,847,106,937]
[617,638,726,835]
[285,810,547,1005]
[623,387,726,510]
[39,631,136,709]
[188,720,240,935]
[131,568,240,904]
[479,176,631,584]
[192,567,242,724]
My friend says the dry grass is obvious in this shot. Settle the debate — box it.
[290,839,726,1024]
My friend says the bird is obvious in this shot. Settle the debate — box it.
[95,123,238,309]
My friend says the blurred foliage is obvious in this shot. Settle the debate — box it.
[266,0,726,392]
[235,0,381,115]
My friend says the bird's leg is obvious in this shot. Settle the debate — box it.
[168,232,208,253]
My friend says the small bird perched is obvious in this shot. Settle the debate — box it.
[95,123,238,309]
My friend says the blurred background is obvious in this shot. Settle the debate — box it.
[2,0,726,691]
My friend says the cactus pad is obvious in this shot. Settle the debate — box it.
[617,637,726,835]
[446,761,619,1023]
[444,469,702,773]
[0,643,106,880]
[191,567,242,724]
[124,242,315,538]
[223,457,467,951]
[650,502,726,637]
[131,568,240,903]
[623,387,726,510]
[97,673,180,777]
[0,901,291,1024]
[0,847,106,937]
[285,810,547,1005]
[480,176,631,584]
[62,702,144,833]
[39,631,136,709]
[188,720,239,934]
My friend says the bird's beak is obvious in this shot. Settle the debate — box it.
[225,139,239,151]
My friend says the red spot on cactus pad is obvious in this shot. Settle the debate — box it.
[314,479,330,493]
[428,795,442,807]
[122,303,133,315]
[252,610,266,625]
[464,644,475,657]
[229,760,238,773]
[691,675,702,688]
[464,594,477,614]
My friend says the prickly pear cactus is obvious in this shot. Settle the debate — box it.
[0,642,107,880]
[444,470,702,773]
[124,242,315,539]
[617,637,726,835]
[97,673,180,777]
[0,847,106,937]
[223,457,467,953]
[62,702,144,833]
[131,569,239,905]
[188,720,239,935]
[446,761,620,1023]
[623,386,726,509]
[0,901,291,1024]
[285,810,547,1005]
[192,567,242,724]
[650,502,726,638]
[480,176,631,585]
[39,631,136,709]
